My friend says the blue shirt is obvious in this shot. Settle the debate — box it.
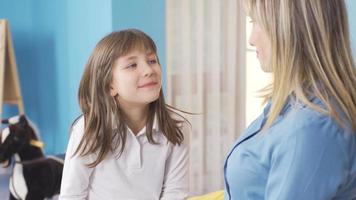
[224,96,356,200]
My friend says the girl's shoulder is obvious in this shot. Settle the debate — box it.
[69,115,85,138]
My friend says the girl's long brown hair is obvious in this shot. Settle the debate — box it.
[75,29,187,167]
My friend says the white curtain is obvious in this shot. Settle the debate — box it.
[166,0,247,195]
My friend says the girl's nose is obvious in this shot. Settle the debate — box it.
[142,63,154,77]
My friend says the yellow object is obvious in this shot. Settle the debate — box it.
[188,190,224,200]
[30,139,45,149]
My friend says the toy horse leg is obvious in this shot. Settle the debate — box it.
[9,193,17,200]
[25,191,45,200]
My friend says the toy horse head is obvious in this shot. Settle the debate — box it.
[0,115,44,166]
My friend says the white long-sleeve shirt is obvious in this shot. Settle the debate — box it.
[59,116,190,200]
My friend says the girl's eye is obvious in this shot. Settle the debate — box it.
[126,63,137,69]
[148,59,157,65]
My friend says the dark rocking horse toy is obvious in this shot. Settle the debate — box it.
[0,115,64,200]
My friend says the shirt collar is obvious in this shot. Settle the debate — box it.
[280,95,294,115]
[264,94,296,117]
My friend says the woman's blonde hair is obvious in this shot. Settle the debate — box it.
[244,0,356,131]
[75,29,187,167]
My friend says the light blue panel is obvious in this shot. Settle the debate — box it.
[347,0,356,58]
[31,0,68,154]
[112,0,167,93]
[57,0,112,154]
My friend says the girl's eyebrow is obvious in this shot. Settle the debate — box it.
[122,52,155,60]
[146,51,155,56]
[125,56,138,60]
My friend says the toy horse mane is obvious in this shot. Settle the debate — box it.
[2,115,42,144]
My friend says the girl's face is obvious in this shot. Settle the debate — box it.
[248,20,272,72]
[110,50,162,109]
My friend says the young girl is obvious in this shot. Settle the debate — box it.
[224,0,356,199]
[59,29,190,200]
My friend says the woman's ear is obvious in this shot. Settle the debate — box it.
[109,85,117,97]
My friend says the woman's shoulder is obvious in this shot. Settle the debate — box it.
[291,97,352,132]
[274,98,355,148]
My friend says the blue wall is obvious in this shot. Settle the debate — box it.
[0,0,164,154]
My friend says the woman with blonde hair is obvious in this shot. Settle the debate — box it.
[224,0,356,199]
